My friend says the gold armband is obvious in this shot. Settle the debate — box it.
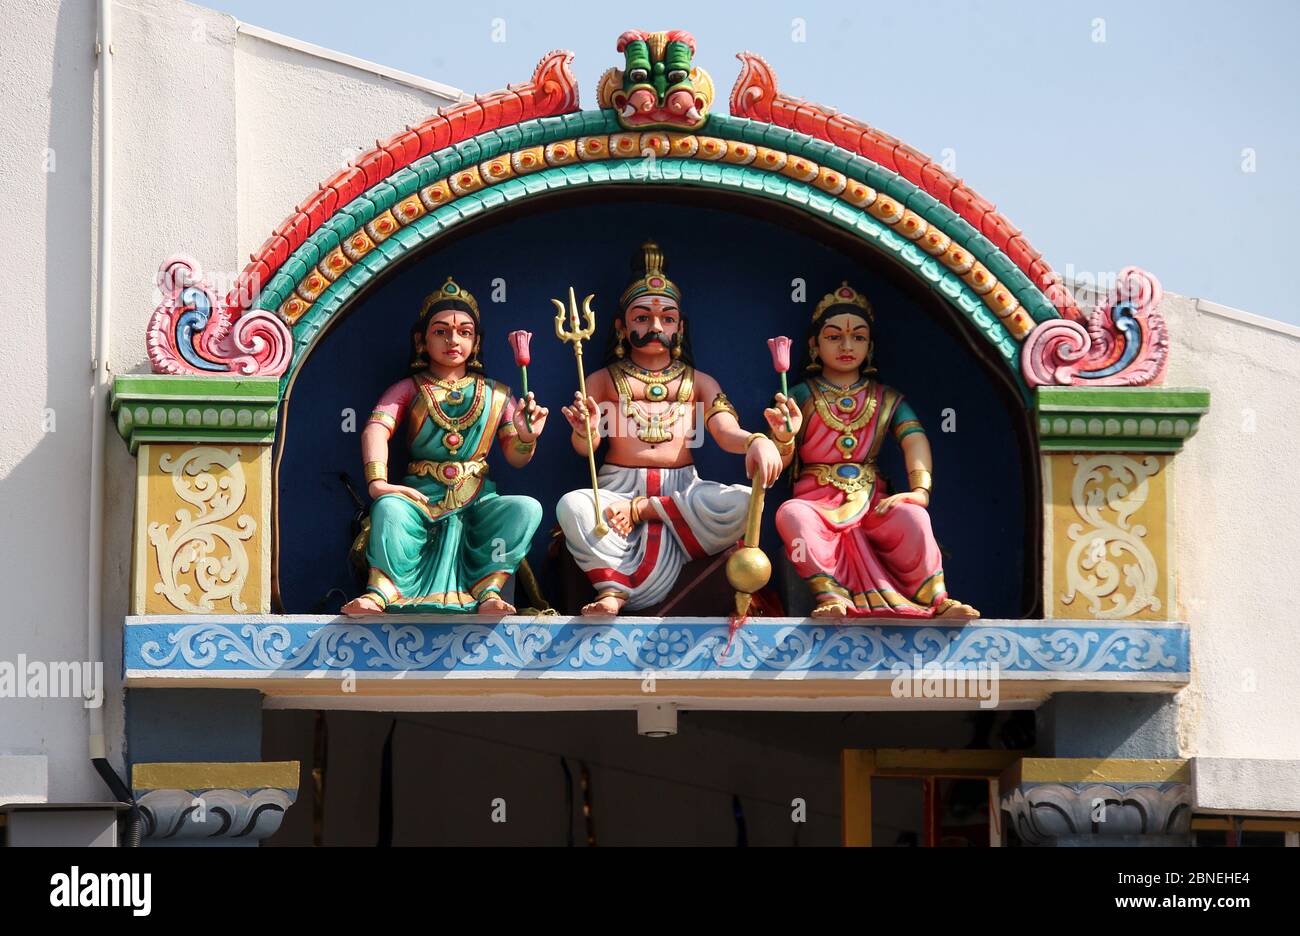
[364,461,388,483]
[368,411,397,431]
[704,391,738,423]
[908,469,932,494]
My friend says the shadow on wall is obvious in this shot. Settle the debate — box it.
[275,196,1030,617]
[262,708,1036,846]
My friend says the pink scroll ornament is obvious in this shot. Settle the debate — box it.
[146,256,292,377]
[1021,267,1168,387]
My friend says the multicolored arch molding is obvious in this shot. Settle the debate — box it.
[144,34,1169,396]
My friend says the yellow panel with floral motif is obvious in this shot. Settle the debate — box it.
[1044,452,1171,621]
[134,443,271,615]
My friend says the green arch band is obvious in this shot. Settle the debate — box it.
[258,112,1057,332]
[267,113,1054,400]
[282,158,1030,399]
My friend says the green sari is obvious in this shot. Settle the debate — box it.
[364,374,542,613]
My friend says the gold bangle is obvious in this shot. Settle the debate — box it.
[743,431,766,452]
[364,461,388,483]
[908,469,932,493]
[772,434,796,456]
[513,438,536,455]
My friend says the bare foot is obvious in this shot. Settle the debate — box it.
[935,598,980,620]
[811,599,852,618]
[341,594,384,616]
[581,593,626,616]
[476,595,516,615]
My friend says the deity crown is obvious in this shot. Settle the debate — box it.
[420,275,481,322]
[813,281,874,325]
[620,240,682,309]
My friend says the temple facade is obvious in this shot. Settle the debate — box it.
[1,0,1297,846]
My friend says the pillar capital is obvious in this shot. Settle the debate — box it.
[1000,757,1192,846]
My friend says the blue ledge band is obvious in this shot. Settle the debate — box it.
[125,617,1189,682]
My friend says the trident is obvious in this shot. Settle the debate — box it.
[553,286,609,538]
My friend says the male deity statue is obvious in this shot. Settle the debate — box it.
[556,242,787,615]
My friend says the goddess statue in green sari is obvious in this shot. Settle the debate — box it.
[341,277,547,616]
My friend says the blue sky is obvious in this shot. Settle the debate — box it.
[207,0,1299,325]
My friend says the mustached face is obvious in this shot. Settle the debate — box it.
[621,295,680,351]
[422,310,477,368]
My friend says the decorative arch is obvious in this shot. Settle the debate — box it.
[111,29,1206,686]
[144,44,1169,401]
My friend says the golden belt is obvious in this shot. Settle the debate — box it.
[409,458,488,484]
[407,458,488,510]
[800,461,877,495]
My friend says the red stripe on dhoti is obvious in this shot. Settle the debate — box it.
[585,468,665,589]
[654,496,708,559]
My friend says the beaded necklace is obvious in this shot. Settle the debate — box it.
[416,374,486,455]
[811,377,877,456]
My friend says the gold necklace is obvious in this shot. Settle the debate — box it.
[417,374,486,455]
[612,363,694,443]
[812,379,877,456]
[616,359,686,401]
[427,373,475,405]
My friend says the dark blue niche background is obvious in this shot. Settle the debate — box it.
[277,198,1029,617]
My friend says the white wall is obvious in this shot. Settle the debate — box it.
[1163,297,1300,768]
[0,0,461,804]
[1,0,1296,814]
[1,0,107,807]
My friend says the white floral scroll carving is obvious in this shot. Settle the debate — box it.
[1061,454,1161,619]
[148,447,256,613]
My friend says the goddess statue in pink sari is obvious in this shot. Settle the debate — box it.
[763,283,979,620]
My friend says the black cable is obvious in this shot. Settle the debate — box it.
[91,758,140,847]
[559,756,575,847]
[377,720,395,847]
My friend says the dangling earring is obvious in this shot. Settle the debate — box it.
[411,336,429,371]
[671,332,682,360]
[805,344,821,372]
[615,329,626,359]
[468,341,482,369]
[863,340,877,376]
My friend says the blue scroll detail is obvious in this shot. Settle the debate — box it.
[1077,301,1141,379]
[125,618,1189,679]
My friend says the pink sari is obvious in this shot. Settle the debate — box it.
[775,380,948,617]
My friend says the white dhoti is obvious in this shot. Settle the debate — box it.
[557,464,751,610]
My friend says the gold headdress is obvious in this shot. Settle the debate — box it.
[620,241,682,309]
[813,281,874,324]
[420,275,481,322]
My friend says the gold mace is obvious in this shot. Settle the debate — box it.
[725,474,772,620]
[553,286,609,538]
